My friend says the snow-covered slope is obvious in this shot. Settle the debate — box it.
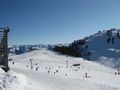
[0,67,31,90]
[82,29,120,68]
[7,49,120,90]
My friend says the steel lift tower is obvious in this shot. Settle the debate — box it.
[0,27,10,72]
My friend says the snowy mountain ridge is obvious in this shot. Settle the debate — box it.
[52,28,120,68]
[82,28,120,68]
[8,44,53,54]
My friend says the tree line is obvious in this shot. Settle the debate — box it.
[53,39,86,57]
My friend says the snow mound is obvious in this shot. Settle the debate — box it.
[0,68,30,90]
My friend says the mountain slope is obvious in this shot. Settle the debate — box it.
[82,29,120,68]
[8,49,120,90]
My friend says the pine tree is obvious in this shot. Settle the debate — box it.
[112,37,114,44]
[107,38,111,43]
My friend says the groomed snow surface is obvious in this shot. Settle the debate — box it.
[1,49,120,90]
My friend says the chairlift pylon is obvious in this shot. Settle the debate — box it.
[0,27,10,72]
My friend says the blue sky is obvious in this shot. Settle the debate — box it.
[0,0,120,45]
